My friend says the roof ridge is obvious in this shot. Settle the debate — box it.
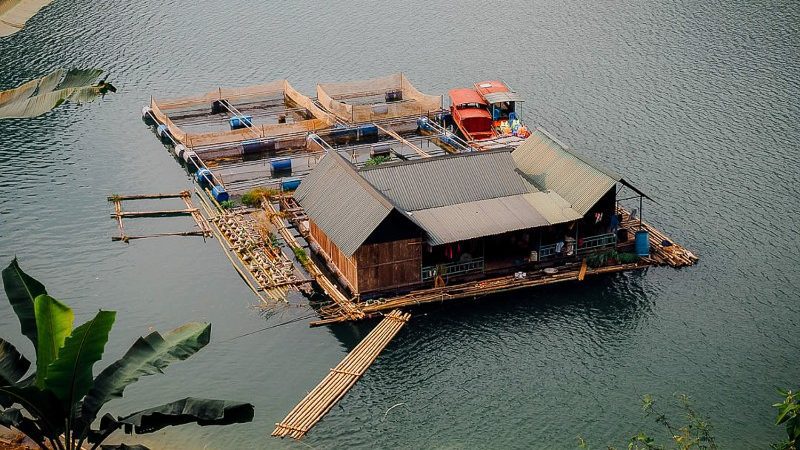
[325,150,397,211]
[357,148,512,172]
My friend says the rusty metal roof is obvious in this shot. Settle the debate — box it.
[359,150,534,211]
[294,151,395,256]
[512,129,631,215]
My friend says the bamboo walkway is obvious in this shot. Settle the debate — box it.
[263,199,364,320]
[273,309,411,439]
[195,189,303,303]
[108,191,211,242]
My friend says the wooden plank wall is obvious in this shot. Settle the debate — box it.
[309,220,359,290]
[355,238,422,293]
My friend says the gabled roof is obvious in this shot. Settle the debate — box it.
[359,151,534,211]
[512,128,648,215]
[294,151,396,256]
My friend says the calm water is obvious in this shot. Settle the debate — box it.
[1,1,799,448]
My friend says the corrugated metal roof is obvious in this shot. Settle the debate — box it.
[408,192,581,246]
[483,91,523,104]
[359,151,534,211]
[512,129,620,215]
[294,151,394,256]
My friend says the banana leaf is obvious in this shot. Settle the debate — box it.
[0,0,55,37]
[117,397,255,434]
[0,385,64,435]
[0,338,30,385]
[0,68,115,118]
[2,257,47,349]
[44,310,115,409]
[0,407,46,447]
[33,294,73,388]
[79,323,211,429]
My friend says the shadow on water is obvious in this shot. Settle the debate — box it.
[325,269,653,352]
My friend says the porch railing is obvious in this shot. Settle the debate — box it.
[421,257,484,281]
[538,233,617,261]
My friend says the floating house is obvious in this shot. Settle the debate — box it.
[295,128,647,297]
[141,73,696,321]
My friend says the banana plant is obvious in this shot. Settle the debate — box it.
[0,259,254,450]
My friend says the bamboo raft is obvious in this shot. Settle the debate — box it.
[193,189,307,303]
[273,309,411,439]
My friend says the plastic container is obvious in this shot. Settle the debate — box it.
[357,124,378,138]
[281,177,302,191]
[241,139,273,154]
[270,157,292,173]
[229,115,253,130]
[370,143,391,158]
[211,185,229,202]
[195,168,213,186]
[417,116,433,132]
[635,230,650,257]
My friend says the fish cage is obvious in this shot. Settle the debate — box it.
[317,73,443,124]
[147,80,334,150]
[208,121,470,196]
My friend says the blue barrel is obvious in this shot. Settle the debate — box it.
[635,230,650,257]
[281,177,301,191]
[211,185,229,202]
[330,124,353,139]
[229,115,253,130]
[417,117,433,132]
[241,139,274,154]
[270,157,292,173]
[357,124,378,138]
[195,168,213,186]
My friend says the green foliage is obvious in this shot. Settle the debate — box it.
[365,155,391,166]
[219,200,235,210]
[618,252,640,264]
[579,394,717,450]
[0,259,254,450]
[241,187,279,207]
[267,231,280,248]
[33,295,74,388]
[293,247,310,267]
[772,388,799,450]
[1,257,46,349]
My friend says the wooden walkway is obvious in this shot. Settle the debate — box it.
[273,309,411,439]
[108,191,211,242]
[264,199,364,320]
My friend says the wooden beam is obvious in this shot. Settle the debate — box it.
[111,208,198,218]
[108,191,189,201]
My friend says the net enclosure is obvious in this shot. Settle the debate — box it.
[149,80,334,148]
[317,73,443,123]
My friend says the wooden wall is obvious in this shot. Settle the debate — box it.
[354,238,422,294]
[309,220,358,291]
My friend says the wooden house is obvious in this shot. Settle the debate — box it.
[295,128,647,297]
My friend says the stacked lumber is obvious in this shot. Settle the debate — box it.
[273,309,411,439]
[617,206,698,268]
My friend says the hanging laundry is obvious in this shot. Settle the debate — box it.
[594,212,603,224]
[555,241,564,253]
